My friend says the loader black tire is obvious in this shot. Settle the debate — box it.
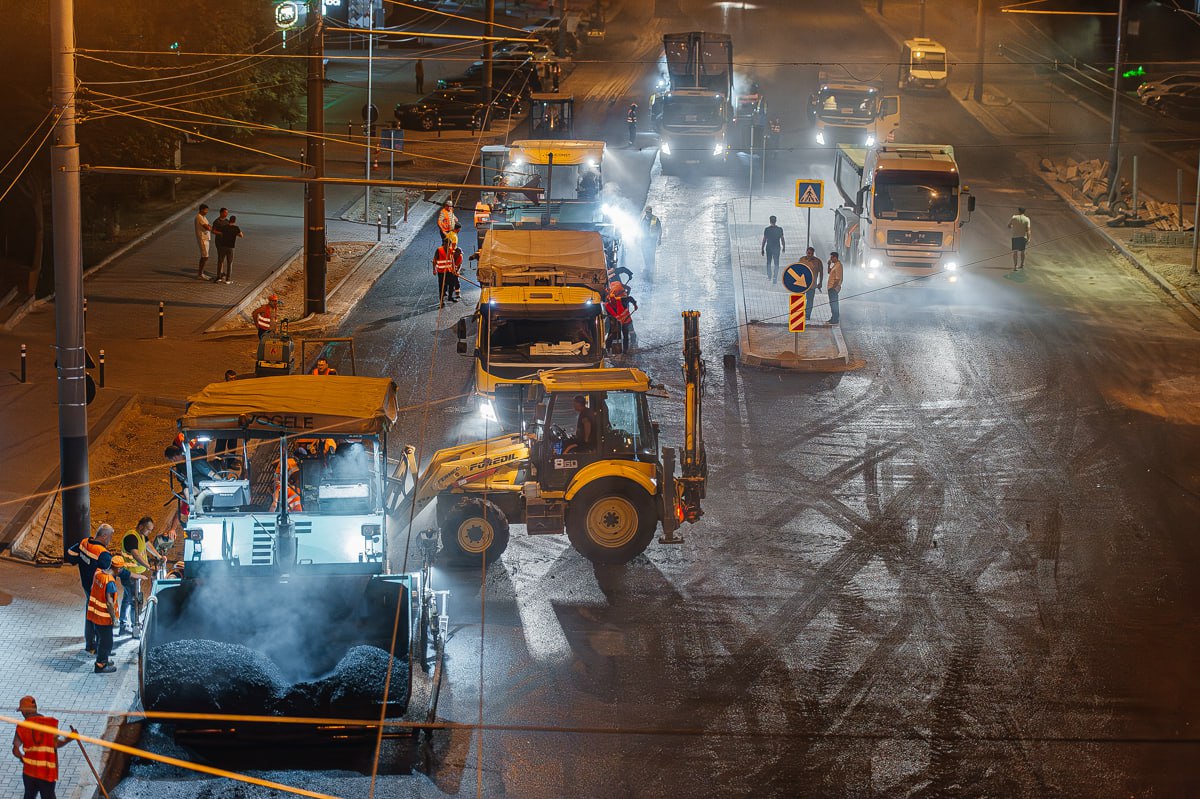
[440,497,510,568]
[565,478,657,565]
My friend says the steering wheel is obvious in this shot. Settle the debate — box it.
[549,424,568,442]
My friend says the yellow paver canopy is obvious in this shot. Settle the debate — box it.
[181,375,399,436]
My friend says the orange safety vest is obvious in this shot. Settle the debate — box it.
[311,366,338,375]
[279,485,302,512]
[433,247,460,274]
[16,715,59,782]
[86,571,116,626]
[76,537,106,567]
[437,208,457,234]
[605,297,632,325]
[253,304,274,331]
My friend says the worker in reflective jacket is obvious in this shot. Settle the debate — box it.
[64,523,114,654]
[432,233,464,307]
[437,200,458,247]
[86,551,119,674]
[252,294,279,339]
[271,475,303,513]
[12,695,69,798]
[604,281,638,354]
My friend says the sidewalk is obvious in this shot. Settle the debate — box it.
[0,559,139,799]
[863,0,1200,323]
[727,198,850,370]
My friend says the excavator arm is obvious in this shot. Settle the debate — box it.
[660,311,707,543]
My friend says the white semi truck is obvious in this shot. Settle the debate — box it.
[833,143,975,283]
[808,80,899,149]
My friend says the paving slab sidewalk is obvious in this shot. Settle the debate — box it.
[727,198,850,370]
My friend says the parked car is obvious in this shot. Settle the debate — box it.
[495,41,557,61]
[395,87,523,131]
[522,15,560,34]
[1143,84,1200,120]
[1136,73,1200,99]
[438,61,539,97]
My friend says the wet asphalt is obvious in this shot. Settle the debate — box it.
[114,1,1200,797]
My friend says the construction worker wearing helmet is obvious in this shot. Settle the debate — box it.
[627,103,639,146]
[437,200,458,247]
[13,696,70,797]
[604,281,638,354]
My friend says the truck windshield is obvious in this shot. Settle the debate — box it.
[487,316,599,364]
[663,96,725,126]
[873,171,959,222]
[816,89,878,122]
[912,52,946,72]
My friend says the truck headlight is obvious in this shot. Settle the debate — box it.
[660,141,672,155]
[865,135,876,147]
[480,400,498,423]
[945,261,958,271]
[713,142,725,156]
[869,258,881,270]
[815,131,825,145]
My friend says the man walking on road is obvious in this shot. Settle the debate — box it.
[640,206,662,271]
[761,216,786,282]
[1008,206,1031,271]
[64,523,113,654]
[415,58,425,94]
[12,695,69,799]
[215,214,243,284]
[627,103,638,147]
[826,251,844,325]
[194,204,212,279]
[796,246,823,312]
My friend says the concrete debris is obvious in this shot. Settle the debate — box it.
[1043,156,1192,231]
[145,641,407,717]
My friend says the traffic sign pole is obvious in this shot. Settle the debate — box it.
[807,207,811,250]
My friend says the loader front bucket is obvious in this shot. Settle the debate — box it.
[139,565,412,741]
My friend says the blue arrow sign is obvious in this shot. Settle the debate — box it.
[781,261,814,294]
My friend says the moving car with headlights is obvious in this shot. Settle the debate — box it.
[1136,72,1200,100]
[394,87,522,131]
[1142,84,1200,119]
[808,80,899,148]
[898,38,948,91]
[833,143,975,284]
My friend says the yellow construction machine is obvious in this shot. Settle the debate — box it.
[391,311,707,566]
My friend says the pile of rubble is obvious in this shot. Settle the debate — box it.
[1039,156,1193,232]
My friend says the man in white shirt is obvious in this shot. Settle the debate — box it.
[194,203,212,279]
[1007,207,1031,271]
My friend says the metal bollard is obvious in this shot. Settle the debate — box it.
[99,349,105,388]
[20,343,26,383]
[387,207,392,234]
[376,213,382,241]
[347,120,353,140]
[437,115,442,138]
[404,194,410,222]
[158,301,164,338]
[300,149,306,172]
[83,297,87,323]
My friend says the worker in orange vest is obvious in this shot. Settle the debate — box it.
[86,551,119,674]
[437,200,458,247]
[604,281,638,354]
[252,294,279,339]
[64,523,114,655]
[311,357,338,375]
[432,232,463,307]
[12,695,70,799]
[271,475,303,513]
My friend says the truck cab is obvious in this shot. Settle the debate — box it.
[808,81,899,148]
[457,230,608,427]
[899,38,949,91]
[654,31,734,173]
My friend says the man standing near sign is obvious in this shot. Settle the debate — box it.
[761,216,786,282]
[796,246,823,317]
[826,251,843,325]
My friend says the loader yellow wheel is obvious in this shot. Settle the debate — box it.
[440,497,510,568]
[566,478,657,565]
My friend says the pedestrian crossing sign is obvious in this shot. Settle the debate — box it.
[795,179,824,208]
[789,293,807,333]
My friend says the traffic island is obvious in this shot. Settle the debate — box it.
[726,198,853,371]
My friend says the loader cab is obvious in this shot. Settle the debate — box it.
[529,93,575,138]
[533,369,657,491]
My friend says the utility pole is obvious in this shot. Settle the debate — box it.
[1106,0,1127,200]
[306,4,327,315]
[365,0,374,213]
[973,0,986,102]
[557,0,567,58]
[484,0,494,131]
[919,0,926,36]
[51,0,90,555]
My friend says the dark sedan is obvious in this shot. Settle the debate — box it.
[394,88,523,131]
[436,61,540,97]
[1145,85,1200,121]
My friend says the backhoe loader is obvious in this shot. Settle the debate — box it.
[390,311,707,566]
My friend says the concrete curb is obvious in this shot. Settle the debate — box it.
[724,202,852,371]
[202,246,303,335]
[1024,156,1200,326]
